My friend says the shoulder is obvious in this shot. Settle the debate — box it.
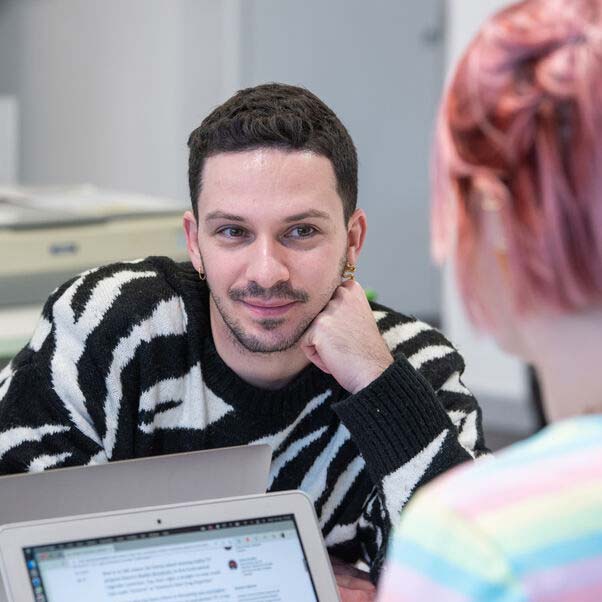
[379,418,602,600]
[425,416,602,517]
[39,256,205,344]
[370,301,465,381]
[47,256,192,310]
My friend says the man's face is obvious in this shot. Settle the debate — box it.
[185,148,354,353]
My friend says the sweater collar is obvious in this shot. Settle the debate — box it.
[200,334,336,417]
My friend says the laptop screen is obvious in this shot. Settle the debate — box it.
[22,514,319,602]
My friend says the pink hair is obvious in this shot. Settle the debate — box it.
[433,0,602,326]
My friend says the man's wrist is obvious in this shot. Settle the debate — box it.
[351,354,394,394]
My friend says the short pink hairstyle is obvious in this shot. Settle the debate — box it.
[433,0,602,326]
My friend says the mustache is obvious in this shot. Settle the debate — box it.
[229,281,309,303]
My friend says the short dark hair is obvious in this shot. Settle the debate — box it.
[187,83,358,222]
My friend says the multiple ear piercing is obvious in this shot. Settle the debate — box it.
[342,262,356,281]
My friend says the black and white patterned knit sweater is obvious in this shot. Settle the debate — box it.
[0,257,486,579]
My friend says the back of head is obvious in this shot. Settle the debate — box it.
[188,83,358,222]
[433,0,602,325]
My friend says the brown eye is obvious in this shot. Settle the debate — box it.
[219,226,246,238]
[288,225,316,239]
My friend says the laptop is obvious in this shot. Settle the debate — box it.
[0,445,272,602]
[0,491,340,602]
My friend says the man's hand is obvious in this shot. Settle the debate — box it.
[330,557,376,602]
[301,280,393,394]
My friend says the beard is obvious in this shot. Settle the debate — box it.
[208,255,346,354]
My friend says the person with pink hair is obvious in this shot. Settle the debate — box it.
[377,0,602,599]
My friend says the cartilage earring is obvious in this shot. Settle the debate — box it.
[342,262,356,281]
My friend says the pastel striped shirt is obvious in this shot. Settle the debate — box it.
[377,415,602,601]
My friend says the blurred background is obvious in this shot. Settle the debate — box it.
[0,0,539,448]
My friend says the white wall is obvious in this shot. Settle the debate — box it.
[0,0,234,203]
[443,0,534,432]
[239,0,445,318]
[0,96,18,184]
[0,0,20,185]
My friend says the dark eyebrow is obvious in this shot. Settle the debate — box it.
[205,211,246,222]
[283,210,331,223]
[204,209,332,223]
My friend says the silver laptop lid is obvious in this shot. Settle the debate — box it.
[0,445,272,527]
[0,445,272,602]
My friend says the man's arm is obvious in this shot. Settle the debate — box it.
[302,281,487,578]
[335,341,485,579]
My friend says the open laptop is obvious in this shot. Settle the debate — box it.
[0,445,272,602]
[0,491,340,602]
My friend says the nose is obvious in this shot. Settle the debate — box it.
[244,237,290,290]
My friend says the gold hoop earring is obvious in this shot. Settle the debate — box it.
[342,262,356,281]
[198,269,206,281]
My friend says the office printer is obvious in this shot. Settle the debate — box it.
[0,185,189,359]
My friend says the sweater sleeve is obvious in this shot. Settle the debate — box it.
[0,260,182,475]
[332,310,487,579]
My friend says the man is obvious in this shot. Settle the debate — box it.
[0,84,486,599]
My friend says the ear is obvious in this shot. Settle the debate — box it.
[345,208,367,265]
[182,211,205,274]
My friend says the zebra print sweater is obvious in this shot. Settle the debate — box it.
[0,256,487,580]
